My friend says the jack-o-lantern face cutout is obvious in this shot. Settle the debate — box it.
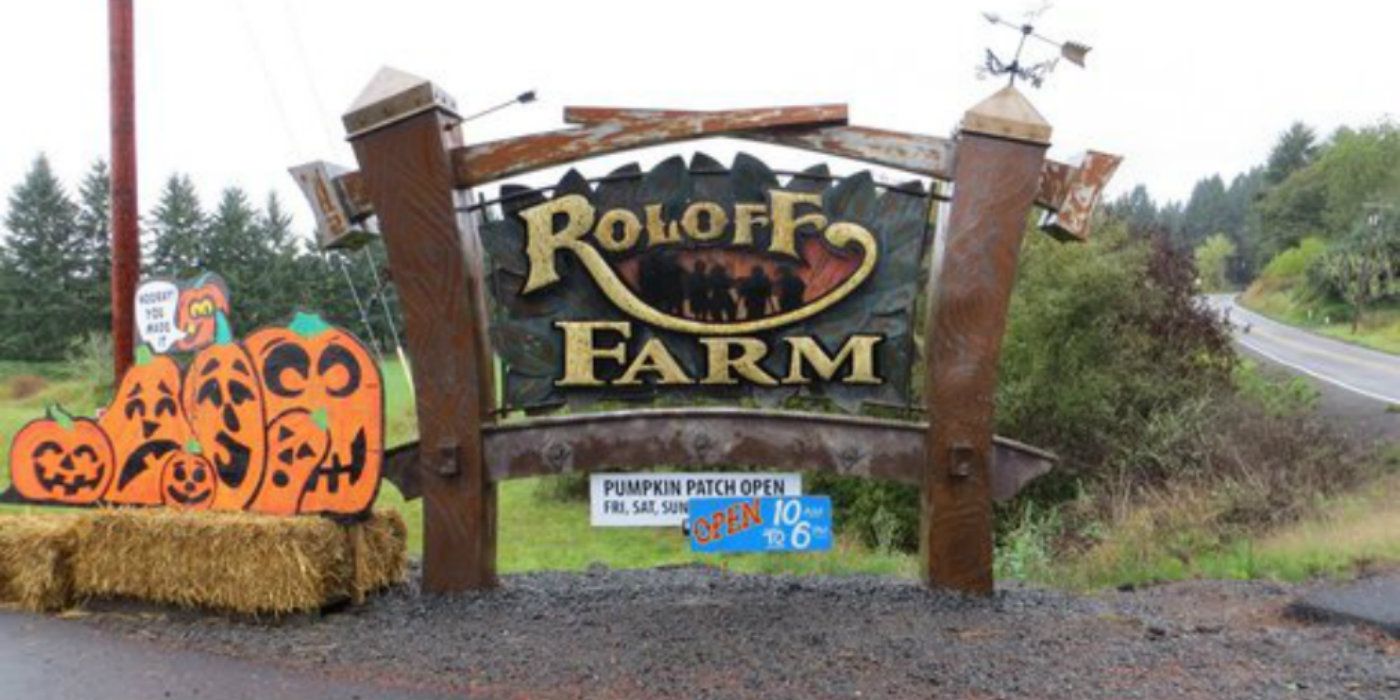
[246,312,383,515]
[251,409,330,515]
[173,273,231,353]
[8,405,115,505]
[158,443,216,510]
[99,347,191,505]
[181,313,267,511]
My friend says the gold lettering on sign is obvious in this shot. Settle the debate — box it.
[518,191,878,336]
[700,338,778,386]
[595,208,642,252]
[616,338,692,385]
[521,195,595,293]
[732,203,768,247]
[768,191,827,259]
[645,204,682,246]
[681,202,728,242]
[552,321,886,388]
[783,335,882,384]
[555,320,630,386]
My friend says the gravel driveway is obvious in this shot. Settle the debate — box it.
[77,565,1399,699]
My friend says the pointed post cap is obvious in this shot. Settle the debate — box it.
[960,85,1052,145]
[343,67,460,140]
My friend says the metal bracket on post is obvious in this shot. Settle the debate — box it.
[949,442,976,479]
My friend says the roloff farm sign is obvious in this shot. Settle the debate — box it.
[483,155,930,411]
[309,68,1119,595]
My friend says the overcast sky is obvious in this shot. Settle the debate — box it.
[1,0,1396,237]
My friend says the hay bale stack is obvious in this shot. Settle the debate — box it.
[346,510,409,603]
[0,513,79,612]
[72,509,407,615]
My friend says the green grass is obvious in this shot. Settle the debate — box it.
[999,468,1400,590]
[1,358,913,578]
[1241,285,1400,355]
[5,357,1391,586]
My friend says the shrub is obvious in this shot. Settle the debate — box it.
[64,332,114,401]
[1261,236,1327,280]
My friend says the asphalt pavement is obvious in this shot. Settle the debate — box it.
[1206,294,1400,406]
[0,610,455,700]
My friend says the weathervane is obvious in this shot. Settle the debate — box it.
[978,4,1091,88]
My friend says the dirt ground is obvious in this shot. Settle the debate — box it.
[74,565,1399,700]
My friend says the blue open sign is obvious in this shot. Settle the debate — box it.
[688,496,833,553]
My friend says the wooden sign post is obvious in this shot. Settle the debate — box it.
[922,88,1050,594]
[325,67,1117,595]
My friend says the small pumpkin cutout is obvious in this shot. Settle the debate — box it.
[8,405,115,505]
[158,441,217,510]
[245,312,383,516]
[250,409,330,515]
[99,346,191,505]
[173,273,231,353]
[181,312,268,511]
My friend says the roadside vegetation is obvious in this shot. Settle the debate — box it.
[1111,118,1400,354]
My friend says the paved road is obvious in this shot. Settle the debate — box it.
[1206,294,1400,406]
[0,611,454,700]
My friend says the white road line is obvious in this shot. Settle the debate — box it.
[1234,335,1400,405]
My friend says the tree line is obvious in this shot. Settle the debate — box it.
[0,155,400,362]
[1105,119,1400,318]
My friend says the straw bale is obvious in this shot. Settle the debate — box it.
[0,513,79,612]
[71,508,406,615]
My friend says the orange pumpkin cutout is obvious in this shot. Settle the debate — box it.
[173,273,231,353]
[246,312,383,515]
[251,409,330,515]
[181,313,268,511]
[8,405,115,505]
[158,442,217,511]
[99,346,192,505]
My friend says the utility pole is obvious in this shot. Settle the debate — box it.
[109,0,138,381]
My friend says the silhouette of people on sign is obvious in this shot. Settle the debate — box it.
[686,261,711,320]
[738,265,774,320]
[777,264,806,313]
[708,264,737,322]
[637,251,663,311]
[663,252,688,315]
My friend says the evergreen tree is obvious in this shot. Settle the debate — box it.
[76,160,112,327]
[0,155,89,359]
[1265,122,1318,185]
[147,174,206,276]
[1180,175,1229,248]
[203,187,265,332]
[1114,184,1159,235]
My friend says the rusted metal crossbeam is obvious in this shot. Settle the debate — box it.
[294,104,1117,250]
[454,104,848,187]
[564,106,957,180]
[382,408,1055,505]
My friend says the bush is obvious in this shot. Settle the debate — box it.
[1261,236,1327,280]
[64,332,114,402]
[807,473,919,553]
[997,221,1234,487]
[820,220,1238,553]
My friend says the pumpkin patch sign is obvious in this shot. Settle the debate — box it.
[4,311,384,517]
